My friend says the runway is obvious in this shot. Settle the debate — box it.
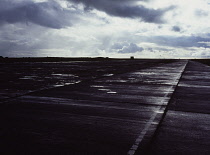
[1,59,209,154]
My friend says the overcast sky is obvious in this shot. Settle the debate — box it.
[1,0,210,58]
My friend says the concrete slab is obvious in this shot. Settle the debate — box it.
[146,110,210,155]
[144,60,210,155]
[0,60,188,155]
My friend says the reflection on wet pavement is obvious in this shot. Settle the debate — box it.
[3,59,209,155]
[0,60,162,101]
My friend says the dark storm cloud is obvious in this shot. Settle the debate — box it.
[0,0,72,29]
[172,26,181,32]
[68,0,173,23]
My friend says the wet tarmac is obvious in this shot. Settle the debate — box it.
[0,59,209,155]
[145,60,210,155]
[0,60,161,101]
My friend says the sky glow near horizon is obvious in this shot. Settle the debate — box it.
[0,0,210,58]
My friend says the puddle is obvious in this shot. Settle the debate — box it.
[107,91,117,94]
[103,74,114,77]
[53,84,64,87]
[98,88,117,94]
[98,88,110,91]
[90,85,105,88]
[154,110,164,114]
[51,74,78,77]
[65,81,81,85]
[53,81,81,87]
[19,76,38,80]
[132,72,155,75]
[105,80,127,83]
